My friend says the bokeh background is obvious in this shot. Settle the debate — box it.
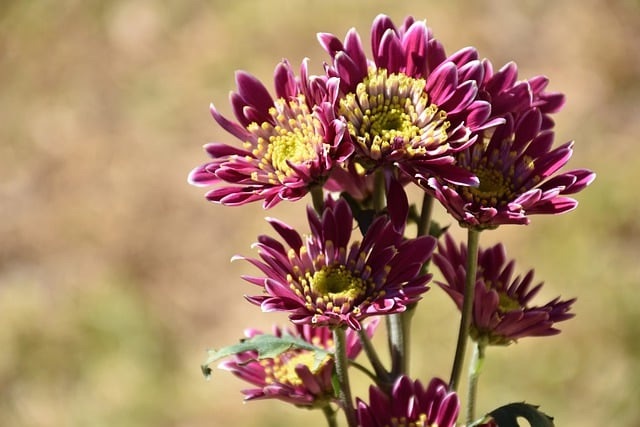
[1,0,639,426]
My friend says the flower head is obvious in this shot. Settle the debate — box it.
[188,59,352,208]
[433,233,576,345]
[427,108,595,229]
[240,197,436,330]
[318,14,498,186]
[357,376,459,427]
[219,321,378,407]
[476,59,566,129]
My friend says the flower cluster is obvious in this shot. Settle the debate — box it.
[191,13,594,427]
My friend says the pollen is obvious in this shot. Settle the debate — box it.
[269,351,331,387]
[497,291,522,312]
[462,165,515,207]
[247,95,321,182]
[305,264,371,314]
[339,68,451,166]
[386,412,428,426]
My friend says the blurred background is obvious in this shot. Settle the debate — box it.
[1,0,638,425]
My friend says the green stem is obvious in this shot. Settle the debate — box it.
[357,329,391,384]
[333,327,357,427]
[388,308,415,378]
[387,192,435,379]
[311,185,325,214]
[372,168,386,212]
[416,193,434,238]
[449,227,481,392]
[466,341,486,425]
[322,404,338,427]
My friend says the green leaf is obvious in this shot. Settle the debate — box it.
[428,220,449,239]
[340,191,376,235]
[200,333,332,380]
[488,402,555,427]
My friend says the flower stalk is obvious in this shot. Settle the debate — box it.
[322,404,338,427]
[416,192,434,238]
[467,341,486,425]
[388,312,409,377]
[449,228,481,391]
[333,327,357,427]
[311,184,325,213]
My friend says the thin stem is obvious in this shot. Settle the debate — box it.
[322,404,338,427]
[416,192,434,238]
[311,185,325,214]
[333,327,357,427]
[357,329,391,383]
[372,168,386,212]
[449,227,481,392]
[466,341,486,425]
[387,192,435,380]
[388,308,414,378]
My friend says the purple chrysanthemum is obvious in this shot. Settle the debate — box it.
[318,14,501,186]
[476,59,566,128]
[239,197,436,330]
[219,320,378,407]
[188,59,352,208]
[427,107,595,228]
[357,376,459,427]
[433,233,576,345]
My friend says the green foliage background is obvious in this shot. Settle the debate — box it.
[1,0,638,425]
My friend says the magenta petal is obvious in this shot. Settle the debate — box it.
[209,103,253,141]
[274,60,297,99]
[235,70,274,115]
[317,32,345,57]
[426,62,458,105]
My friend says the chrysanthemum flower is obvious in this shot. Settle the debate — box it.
[433,233,576,345]
[240,197,436,330]
[219,320,378,407]
[318,14,500,186]
[188,59,352,208]
[427,107,595,228]
[357,376,459,427]
[476,60,566,129]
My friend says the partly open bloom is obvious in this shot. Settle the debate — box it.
[476,59,566,128]
[357,376,459,427]
[240,197,436,330]
[433,233,576,345]
[318,14,500,186]
[188,59,352,208]
[219,320,378,407]
[427,108,595,229]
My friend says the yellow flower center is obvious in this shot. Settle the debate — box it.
[385,413,430,427]
[268,351,331,387]
[461,164,515,207]
[498,291,521,312]
[246,95,320,183]
[339,68,450,168]
[310,265,366,303]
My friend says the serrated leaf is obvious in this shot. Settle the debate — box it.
[488,402,555,427]
[201,333,332,379]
